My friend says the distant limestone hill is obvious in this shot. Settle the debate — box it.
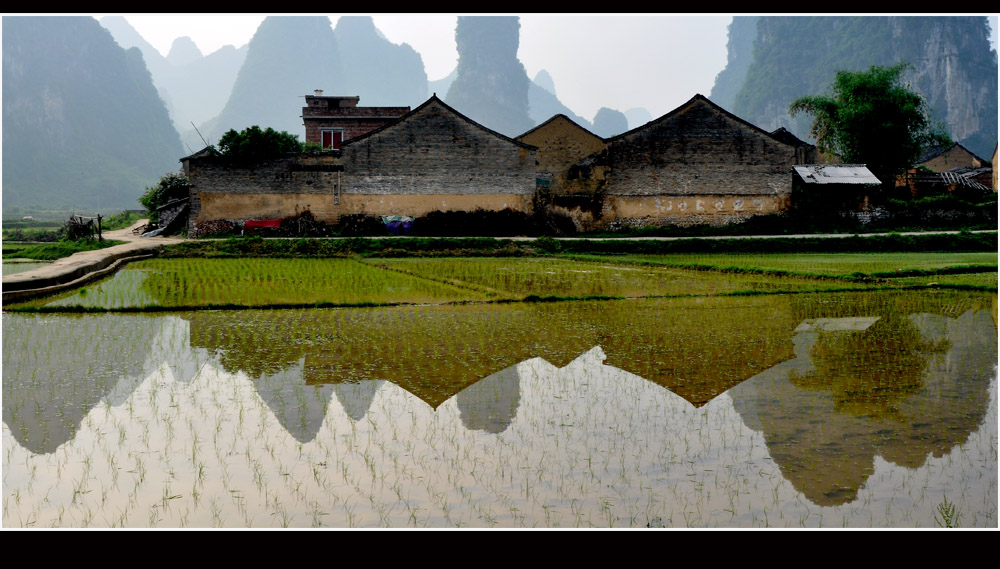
[100,16,248,148]
[429,69,457,99]
[712,15,998,158]
[623,108,653,131]
[708,16,760,111]
[2,16,183,213]
[446,16,535,138]
[334,16,428,108]
[592,107,629,138]
[527,69,593,132]
[166,36,202,67]
[206,16,346,144]
[533,70,557,96]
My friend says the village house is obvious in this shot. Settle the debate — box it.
[181,91,914,236]
[993,144,998,191]
[301,90,410,149]
[915,141,989,172]
[560,94,824,228]
[335,94,537,218]
[182,94,537,235]
[515,114,606,194]
[896,142,994,198]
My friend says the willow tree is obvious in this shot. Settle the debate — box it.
[789,63,950,191]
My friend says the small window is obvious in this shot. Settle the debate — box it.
[321,129,344,149]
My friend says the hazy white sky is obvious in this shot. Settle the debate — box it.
[102,13,999,122]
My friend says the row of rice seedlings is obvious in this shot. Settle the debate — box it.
[888,272,998,289]
[574,252,998,280]
[11,257,490,310]
[16,251,984,313]
[42,269,159,309]
[374,257,846,300]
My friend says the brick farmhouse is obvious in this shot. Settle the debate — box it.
[181,91,881,235]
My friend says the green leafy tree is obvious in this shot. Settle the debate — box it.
[790,63,951,192]
[216,125,303,166]
[139,172,190,223]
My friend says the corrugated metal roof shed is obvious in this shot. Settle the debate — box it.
[793,164,881,185]
[939,170,991,191]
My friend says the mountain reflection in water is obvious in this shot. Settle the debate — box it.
[3,291,996,527]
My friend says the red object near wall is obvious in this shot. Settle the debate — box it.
[244,219,281,230]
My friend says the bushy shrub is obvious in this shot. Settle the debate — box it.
[217,125,303,166]
[337,214,389,237]
[139,173,189,223]
[415,208,541,236]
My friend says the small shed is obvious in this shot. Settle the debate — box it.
[793,164,881,186]
[792,164,881,211]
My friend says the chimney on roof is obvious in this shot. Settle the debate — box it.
[314,90,324,96]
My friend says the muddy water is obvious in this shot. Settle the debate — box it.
[2,290,996,527]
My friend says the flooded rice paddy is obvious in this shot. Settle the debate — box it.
[2,260,51,277]
[3,280,996,528]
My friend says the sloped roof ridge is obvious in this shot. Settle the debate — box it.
[515,113,604,141]
[799,163,869,167]
[918,141,988,165]
[602,94,796,146]
[342,93,537,150]
[952,141,989,163]
[179,145,217,161]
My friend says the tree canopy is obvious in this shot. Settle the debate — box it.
[789,63,951,191]
[216,125,303,166]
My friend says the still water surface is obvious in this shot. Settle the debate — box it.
[3,290,996,527]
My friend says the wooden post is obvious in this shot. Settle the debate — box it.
[97,214,103,241]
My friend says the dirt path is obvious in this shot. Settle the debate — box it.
[2,220,185,302]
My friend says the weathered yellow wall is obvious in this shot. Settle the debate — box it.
[195,192,534,224]
[339,194,533,217]
[993,146,998,191]
[196,193,341,224]
[517,116,606,193]
[921,146,982,172]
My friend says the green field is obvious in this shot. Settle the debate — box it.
[370,256,850,299]
[7,250,996,312]
[561,252,998,278]
[2,239,126,261]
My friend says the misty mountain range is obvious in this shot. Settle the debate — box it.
[3,14,996,214]
[101,15,627,152]
[710,15,998,159]
[2,16,183,212]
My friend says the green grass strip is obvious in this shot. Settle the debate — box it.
[160,231,997,259]
[2,239,127,260]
